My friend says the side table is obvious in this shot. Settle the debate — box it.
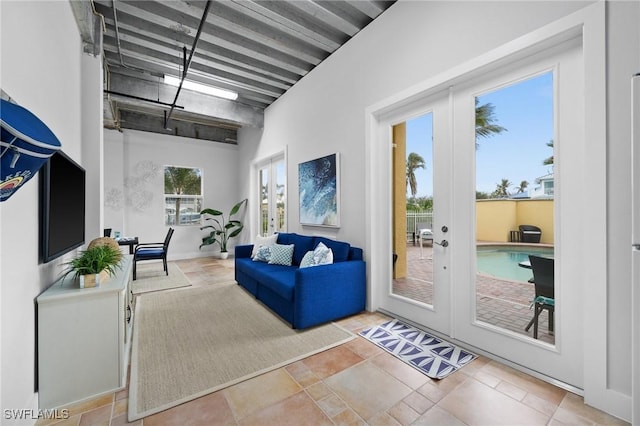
[117,237,139,255]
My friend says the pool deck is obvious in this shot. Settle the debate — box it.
[392,243,555,345]
[477,241,555,248]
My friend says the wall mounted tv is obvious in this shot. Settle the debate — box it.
[40,150,86,263]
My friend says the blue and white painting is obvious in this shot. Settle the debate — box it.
[298,153,340,227]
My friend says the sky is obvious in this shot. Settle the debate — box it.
[406,71,554,197]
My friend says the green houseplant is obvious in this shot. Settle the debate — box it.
[63,243,123,288]
[200,199,247,259]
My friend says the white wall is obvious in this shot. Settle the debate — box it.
[104,129,240,259]
[237,0,637,420]
[0,0,86,420]
[238,1,592,251]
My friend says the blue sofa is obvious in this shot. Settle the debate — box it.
[234,233,366,329]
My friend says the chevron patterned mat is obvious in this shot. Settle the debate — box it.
[359,319,476,379]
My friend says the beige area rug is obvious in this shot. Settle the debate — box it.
[128,283,355,421]
[131,263,191,295]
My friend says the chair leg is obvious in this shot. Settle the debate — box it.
[525,313,535,331]
[533,305,540,339]
[133,260,137,280]
[163,257,168,275]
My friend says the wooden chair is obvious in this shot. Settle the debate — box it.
[133,228,174,280]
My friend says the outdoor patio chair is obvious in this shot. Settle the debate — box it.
[416,222,433,259]
[133,227,174,280]
[417,223,433,241]
[519,224,542,243]
[525,255,554,339]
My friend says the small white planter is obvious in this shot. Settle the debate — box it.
[79,270,108,288]
[219,252,229,260]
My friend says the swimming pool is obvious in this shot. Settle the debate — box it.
[476,245,554,282]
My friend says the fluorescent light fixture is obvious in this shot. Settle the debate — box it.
[164,75,238,100]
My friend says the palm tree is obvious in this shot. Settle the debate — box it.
[543,140,554,165]
[475,99,507,148]
[516,180,529,194]
[406,152,426,198]
[492,178,512,198]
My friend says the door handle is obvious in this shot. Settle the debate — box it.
[434,240,449,247]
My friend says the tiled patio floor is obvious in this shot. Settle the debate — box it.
[393,243,555,345]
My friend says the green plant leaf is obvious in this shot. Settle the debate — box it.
[229,198,247,216]
[201,208,223,216]
[198,199,247,251]
[62,245,122,279]
[228,226,244,238]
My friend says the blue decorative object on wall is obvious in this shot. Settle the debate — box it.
[0,99,61,201]
[298,153,340,227]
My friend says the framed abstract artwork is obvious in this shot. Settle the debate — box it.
[298,153,340,227]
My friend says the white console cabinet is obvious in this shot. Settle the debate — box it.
[37,255,133,409]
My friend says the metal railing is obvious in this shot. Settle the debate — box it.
[406,210,433,235]
[260,206,285,236]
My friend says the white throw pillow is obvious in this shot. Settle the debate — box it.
[313,242,334,265]
[251,233,278,257]
[252,245,271,262]
[299,251,315,268]
[300,242,334,268]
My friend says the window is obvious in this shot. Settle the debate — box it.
[164,166,202,226]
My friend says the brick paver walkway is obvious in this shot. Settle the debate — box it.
[392,243,555,345]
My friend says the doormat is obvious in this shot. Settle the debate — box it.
[359,318,476,379]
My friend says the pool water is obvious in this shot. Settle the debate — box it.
[476,246,554,282]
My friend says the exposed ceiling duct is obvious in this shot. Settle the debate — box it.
[74,0,396,143]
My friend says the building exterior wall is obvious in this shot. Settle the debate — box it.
[477,199,554,244]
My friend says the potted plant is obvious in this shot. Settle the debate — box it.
[200,199,247,259]
[63,243,123,288]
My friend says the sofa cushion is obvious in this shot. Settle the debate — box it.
[276,233,315,265]
[248,263,297,300]
[313,237,351,262]
[268,243,294,266]
[235,257,260,278]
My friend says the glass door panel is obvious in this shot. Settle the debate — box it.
[259,166,269,236]
[274,159,286,233]
[392,113,435,307]
[474,72,556,344]
[258,154,286,236]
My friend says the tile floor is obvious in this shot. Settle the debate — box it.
[37,257,627,426]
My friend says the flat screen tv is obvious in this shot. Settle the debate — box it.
[40,151,86,263]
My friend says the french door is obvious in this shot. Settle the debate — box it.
[383,89,452,334]
[374,34,585,387]
[452,37,584,386]
[257,154,286,235]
